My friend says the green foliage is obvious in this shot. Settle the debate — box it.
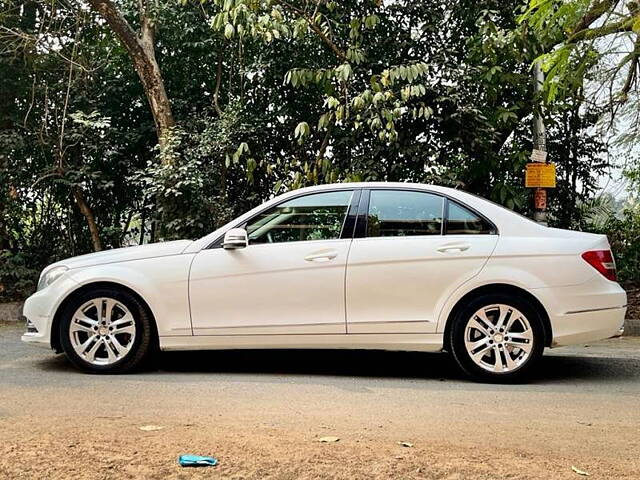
[0,252,39,301]
[518,0,640,106]
[581,197,640,283]
[545,98,610,228]
[135,104,260,240]
[608,207,640,283]
[0,0,634,300]
[210,0,436,144]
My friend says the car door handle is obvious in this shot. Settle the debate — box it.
[437,244,470,254]
[304,250,338,262]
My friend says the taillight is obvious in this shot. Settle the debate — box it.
[581,250,617,281]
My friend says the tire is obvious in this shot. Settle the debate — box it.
[448,293,545,383]
[59,287,155,374]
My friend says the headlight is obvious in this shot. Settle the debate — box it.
[37,266,69,291]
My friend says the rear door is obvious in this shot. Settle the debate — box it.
[345,188,498,334]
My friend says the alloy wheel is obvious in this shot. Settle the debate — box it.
[464,304,534,373]
[68,297,136,366]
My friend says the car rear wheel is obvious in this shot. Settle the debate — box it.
[449,293,545,383]
[59,288,154,373]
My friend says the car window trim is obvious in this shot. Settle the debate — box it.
[207,187,361,249]
[354,187,370,238]
[341,189,361,240]
[355,187,498,239]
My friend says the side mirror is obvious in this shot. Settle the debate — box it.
[222,228,248,250]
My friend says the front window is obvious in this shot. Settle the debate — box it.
[246,190,353,244]
[366,190,444,237]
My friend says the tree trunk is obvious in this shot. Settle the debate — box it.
[86,0,175,153]
[72,187,103,252]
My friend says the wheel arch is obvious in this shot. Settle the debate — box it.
[442,283,552,351]
[50,281,158,353]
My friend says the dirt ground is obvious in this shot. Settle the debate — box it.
[1,322,639,479]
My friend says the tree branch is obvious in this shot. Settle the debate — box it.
[620,36,640,100]
[276,0,347,61]
[567,15,635,44]
[86,0,175,149]
[138,0,154,51]
[570,0,619,36]
[86,0,146,60]
[213,49,223,116]
[316,118,334,162]
[73,186,103,251]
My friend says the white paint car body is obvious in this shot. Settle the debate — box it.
[22,183,627,380]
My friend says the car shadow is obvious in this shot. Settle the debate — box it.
[30,345,640,386]
[156,349,464,380]
[149,348,640,385]
[532,353,640,383]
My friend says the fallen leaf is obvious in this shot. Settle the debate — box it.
[317,436,340,443]
[397,441,414,448]
[572,466,589,476]
[139,425,164,431]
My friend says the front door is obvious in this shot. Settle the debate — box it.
[189,189,357,335]
[346,189,498,334]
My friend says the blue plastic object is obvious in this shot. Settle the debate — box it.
[178,455,218,467]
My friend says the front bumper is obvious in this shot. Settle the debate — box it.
[21,294,55,348]
[21,330,52,348]
[21,274,79,349]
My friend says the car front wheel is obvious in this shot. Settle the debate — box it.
[449,294,545,383]
[59,288,154,373]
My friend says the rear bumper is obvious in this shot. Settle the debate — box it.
[550,306,626,346]
[532,277,627,347]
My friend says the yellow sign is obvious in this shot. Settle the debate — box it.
[525,162,556,188]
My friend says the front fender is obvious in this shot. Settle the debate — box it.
[65,254,195,336]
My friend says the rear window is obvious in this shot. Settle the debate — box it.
[446,201,494,235]
[366,190,443,237]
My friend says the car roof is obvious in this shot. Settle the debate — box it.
[289,182,454,194]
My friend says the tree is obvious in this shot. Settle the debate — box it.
[85,0,175,150]
[0,0,618,300]
[519,0,640,139]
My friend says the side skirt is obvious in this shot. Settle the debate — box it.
[160,333,444,352]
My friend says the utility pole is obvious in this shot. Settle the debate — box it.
[531,59,548,224]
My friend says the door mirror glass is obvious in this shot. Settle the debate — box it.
[222,228,248,249]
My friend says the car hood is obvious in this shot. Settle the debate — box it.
[49,240,194,271]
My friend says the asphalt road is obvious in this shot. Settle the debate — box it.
[1,322,639,479]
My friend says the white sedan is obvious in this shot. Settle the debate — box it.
[22,183,627,382]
